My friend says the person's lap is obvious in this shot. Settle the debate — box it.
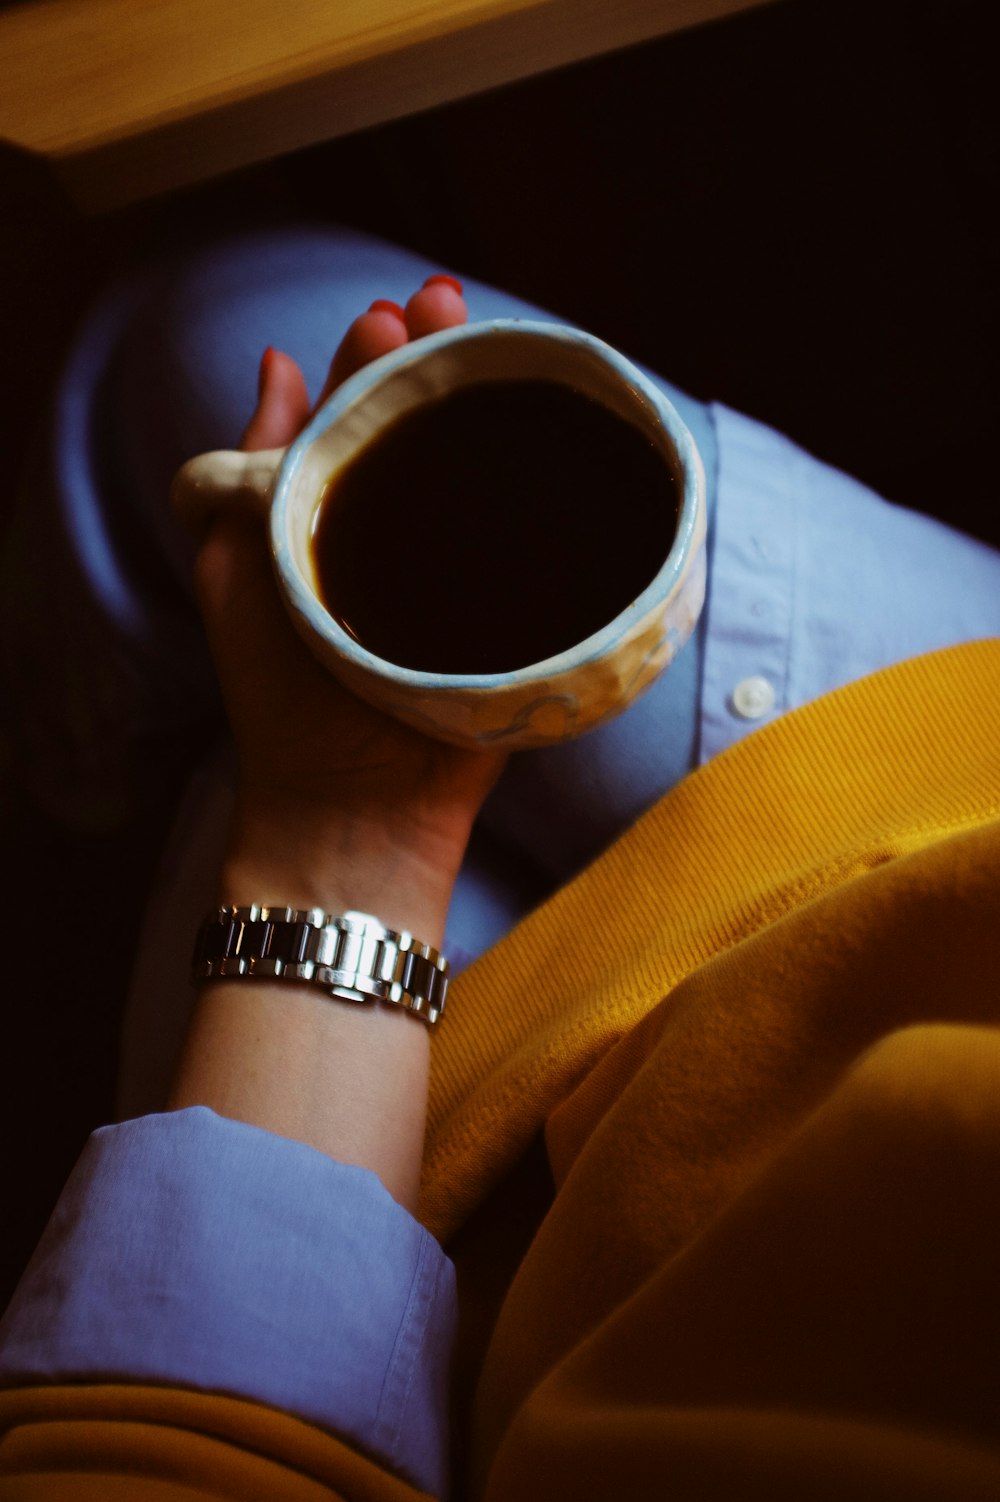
[7,221,1000,1111]
[2,223,715,940]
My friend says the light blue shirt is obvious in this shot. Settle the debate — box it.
[3,403,1000,1495]
[447,400,1000,962]
[0,1109,455,1496]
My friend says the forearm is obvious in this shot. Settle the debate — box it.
[168,796,461,1212]
[169,278,494,1215]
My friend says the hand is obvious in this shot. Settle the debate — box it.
[193,276,506,942]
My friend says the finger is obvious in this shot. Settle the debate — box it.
[195,512,273,660]
[316,302,409,410]
[241,347,311,452]
[404,275,468,340]
[195,510,308,693]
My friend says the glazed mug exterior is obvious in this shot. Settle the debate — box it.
[171,319,707,750]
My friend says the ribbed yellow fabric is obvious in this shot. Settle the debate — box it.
[5,641,1000,1501]
[421,639,1000,1240]
[0,1385,431,1499]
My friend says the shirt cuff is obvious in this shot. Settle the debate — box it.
[0,1107,456,1496]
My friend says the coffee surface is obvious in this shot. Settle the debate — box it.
[310,379,678,674]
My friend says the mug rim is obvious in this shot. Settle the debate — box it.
[271,318,705,691]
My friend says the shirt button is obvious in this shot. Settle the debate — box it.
[731,675,775,720]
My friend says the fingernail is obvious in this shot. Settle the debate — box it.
[258,345,276,399]
[368,299,405,317]
[422,274,464,296]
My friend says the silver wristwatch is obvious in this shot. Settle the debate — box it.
[192,905,448,1027]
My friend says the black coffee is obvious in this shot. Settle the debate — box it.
[310,379,678,675]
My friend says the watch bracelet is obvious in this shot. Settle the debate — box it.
[192,905,448,1027]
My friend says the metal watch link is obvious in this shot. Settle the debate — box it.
[192,905,448,1027]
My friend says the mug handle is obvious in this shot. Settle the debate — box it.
[170,447,286,538]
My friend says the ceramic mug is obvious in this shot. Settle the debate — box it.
[171,319,707,750]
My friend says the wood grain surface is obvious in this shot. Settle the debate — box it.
[0,0,774,208]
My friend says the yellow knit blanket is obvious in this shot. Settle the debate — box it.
[4,640,999,1500]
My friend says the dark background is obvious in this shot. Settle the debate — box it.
[0,0,996,1306]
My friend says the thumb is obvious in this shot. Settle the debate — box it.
[241,346,311,451]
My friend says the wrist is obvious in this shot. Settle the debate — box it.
[219,794,465,947]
